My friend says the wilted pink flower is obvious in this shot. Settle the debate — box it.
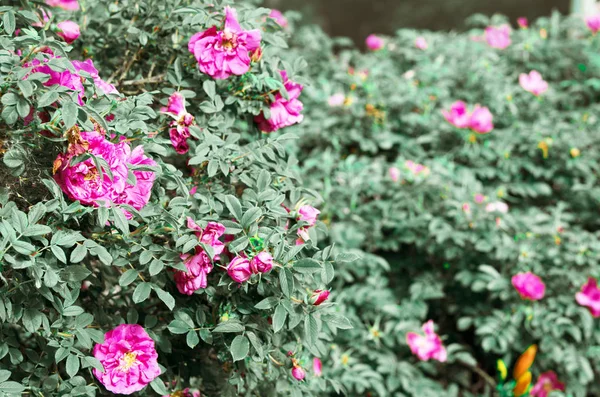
[485,25,511,49]
[365,34,384,51]
[328,93,345,107]
[405,160,430,177]
[122,145,158,213]
[169,128,190,154]
[298,205,320,226]
[442,101,470,128]
[71,59,119,95]
[474,194,485,204]
[517,17,528,29]
[269,9,288,27]
[254,71,304,132]
[227,256,252,283]
[519,70,548,96]
[161,92,195,154]
[313,358,322,376]
[188,7,261,79]
[576,277,600,317]
[309,289,330,306]
[93,324,160,394]
[512,272,545,301]
[485,201,509,213]
[415,36,428,50]
[291,366,305,381]
[389,167,400,182]
[175,249,213,295]
[406,320,447,362]
[56,21,80,44]
[469,105,494,134]
[586,15,600,34]
[46,0,79,10]
[530,371,565,397]
[185,217,225,259]
[250,251,273,274]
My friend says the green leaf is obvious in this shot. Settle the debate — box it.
[38,91,59,108]
[81,356,104,372]
[119,269,138,287]
[293,258,322,274]
[304,314,319,347]
[150,378,170,396]
[186,330,199,348]
[65,354,80,378]
[0,381,25,394]
[3,11,15,35]
[62,101,78,129]
[254,297,279,310]
[203,80,216,99]
[279,268,294,297]
[132,282,151,303]
[241,207,262,228]
[0,371,10,384]
[322,314,353,330]
[213,321,244,333]
[246,331,263,358]
[155,288,175,311]
[224,195,243,221]
[69,244,87,263]
[273,304,287,333]
[23,224,51,237]
[63,306,84,316]
[335,252,361,263]
[51,245,67,264]
[230,335,249,362]
[168,320,191,334]
[111,205,129,235]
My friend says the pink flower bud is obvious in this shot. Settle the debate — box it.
[517,17,528,29]
[313,357,322,376]
[415,36,428,50]
[365,34,384,51]
[56,21,80,44]
[227,256,252,283]
[389,167,400,182]
[297,205,320,226]
[309,290,330,306]
[250,251,273,274]
[291,366,305,381]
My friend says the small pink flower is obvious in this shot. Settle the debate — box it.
[250,251,273,274]
[313,357,322,376]
[389,167,400,182]
[298,205,320,226]
[365,34,384,51]
[406,320,447,362]
[328,93,345,107]
[586,15,600,34]
[161,92,195,154]
[188,7,261,79]
[46,0,79,10]
[93,324,160,394]
[462,203,471,214]
[474,194,485,204]
[415,36,428,50]
[485,25,511,49]
[174,249,213,295]
[185,217,225,259]
[469,105,494,134]
[309,290,330,306]
[442,101,470,128]
[512,272,545,301]
[518,17,528,29]
[291,366,305,381]
[485,201,508,213]
[576,277,600,317]
[161,92,189,120]
[56,21,80,44]
[227,256,252,283]
[519,70,548,96]
[254,71,304,132]
[530,371,565,397]
[405,160,430,177]
[32,9,51,27]
[269,9,288,28]
[169,127,190,154]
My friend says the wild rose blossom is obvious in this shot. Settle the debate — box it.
[415,36,428,50]
[313,358,322,376]
[296,205,320,244]
[518,17,528,29]
[475,193,485,204]
[389,167,400,182]
[269,9,288,28]
[469,105,494,134]
[46,0,79,10]
[485,201,509,213]
[185,217,225,259]
[250,251,273,274]
[530,371,565,397]
[175,249,213,295]
[309,289,330,306]
[406,320,447,362]
[188,7,261,79]
[328,93,345,107]
[365,34,384,51]
[442,100,471,128]
[93,324,160,395]
[405,160,429,177]
[254,71,304,132]
[227,256,252,283]
[485,25,511,49]
[56,20,80,44]
[575,277,600,317]
[161,92,195,154]
[519,70,548,96]
[586,15,600,34]
[512,272,545,301]
[291,366,305,381]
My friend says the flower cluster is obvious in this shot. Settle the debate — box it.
[227,251,274,283]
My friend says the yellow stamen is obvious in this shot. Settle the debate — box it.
[118,352,138,371]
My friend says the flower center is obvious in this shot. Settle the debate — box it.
[118,352,138,371]
[543,381,553,391]
[84,168,99,181]
[221,31,238,50]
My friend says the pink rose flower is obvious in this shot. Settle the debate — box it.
[485,25,511,49]
[474,193,485,204]
[56,21,80,44]
[469,105,494,134]
[297,205,320,226]
[389,166,400,182]
[188,6,261,79]
[576,277,600,317]
[174,249,213,295]
[269,9,288,28]
[227,256,252,283]
[313,357,322,377]
[405,320,447,362]
[586,15,600,34]
[519,70,548,96]
[485,201,508,213]
[291,366,305,381]
[530,371,565,397]
[511,272,545,301]
[185,217,225,259]
[442,100,470,128]
[71,59,119,95]
[415,36,428,50]
[365,34,384,51]
[32,9,51,27]
[161,92,195,154]
[46,0,79,10]
[250,251,273,274]
[328,93,345,107]
[518,17,528,29]
[169,127,191,154]
[309,289,330,306]
[121,145,158,212]
[405,160,430,177]
[254,70,304,132]
[93,324,160,395]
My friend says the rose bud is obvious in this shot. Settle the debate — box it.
[250,251,273,274]
[56,20,80,44]
[227,256,252,283]
[309,289,330,306]
[291,366,305,381]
